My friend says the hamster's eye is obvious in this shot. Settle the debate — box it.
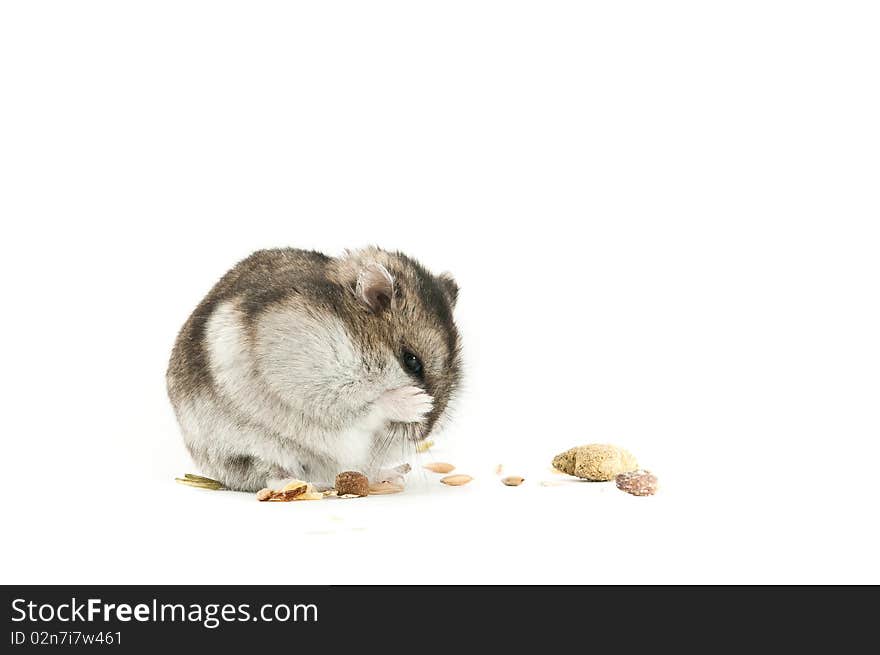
[402,350,424,379]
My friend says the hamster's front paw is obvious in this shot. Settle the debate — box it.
[377,385,433,423]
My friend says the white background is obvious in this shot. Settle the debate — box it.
[1,1,878,584]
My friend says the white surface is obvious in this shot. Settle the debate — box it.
[1,1,878,584]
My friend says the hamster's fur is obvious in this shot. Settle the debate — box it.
[166,247,461,491]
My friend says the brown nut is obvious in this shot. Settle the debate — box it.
[501,476,525,486]
[335,471,370,497]
[615,470,658,496]
[440,474,473,486]
[423,462,455,474]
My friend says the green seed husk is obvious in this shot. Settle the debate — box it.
[175,475,224,490]
[183,473,222,484]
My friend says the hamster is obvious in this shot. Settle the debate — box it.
[166,247,462,492]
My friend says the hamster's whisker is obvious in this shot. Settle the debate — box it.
[370,428,394,470]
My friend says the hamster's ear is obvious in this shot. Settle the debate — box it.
[438,272,459,308]
[356,262,395,313]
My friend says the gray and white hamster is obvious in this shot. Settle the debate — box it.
[166,247,462,492]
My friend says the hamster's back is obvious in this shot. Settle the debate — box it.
[166,248,336,403]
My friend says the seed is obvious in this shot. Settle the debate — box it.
[295,492,325,501]
[255,480,315,502]
[369,481,405,495]
[501,476,525,486]
[416,439,434,453]
[440,474,473,486]
[424,462,455,474]
[269,488,307,501]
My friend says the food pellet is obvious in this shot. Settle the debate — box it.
[552,444,638,481]
[501,476,525,486]
[335,471,370,497]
